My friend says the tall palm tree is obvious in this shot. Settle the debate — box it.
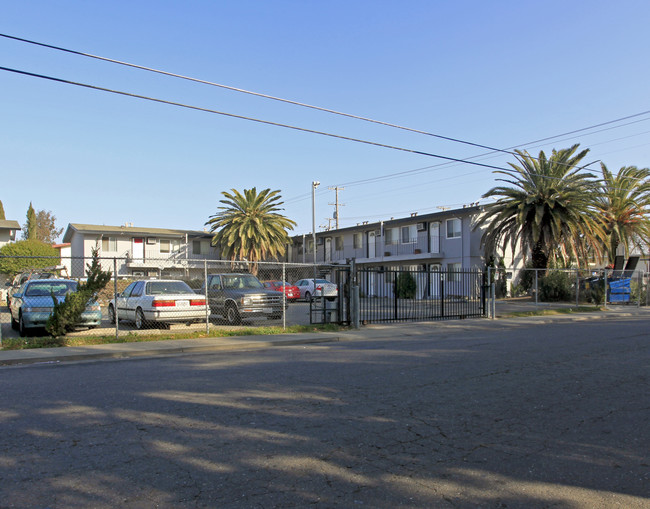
[206,188,296,275]
[597,163,650,262]
[476,144,603,269]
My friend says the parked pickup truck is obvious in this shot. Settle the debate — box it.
[197,273,284,324]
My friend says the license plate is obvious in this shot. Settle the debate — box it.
[176,300,189,307]
[263,308,273,313]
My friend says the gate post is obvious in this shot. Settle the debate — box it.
[350,260,359,328]
[351,286,360,328]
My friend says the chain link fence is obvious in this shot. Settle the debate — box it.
[0,255,350,342]
[490,266,648,310]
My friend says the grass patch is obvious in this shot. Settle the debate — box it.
[502,306,605,318]
[1,323,345,350]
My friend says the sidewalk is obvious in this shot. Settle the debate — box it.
[1,305,648,366]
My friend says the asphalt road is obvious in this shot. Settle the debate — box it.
[0,316,648,508]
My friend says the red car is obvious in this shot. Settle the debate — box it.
[263,281,300,301]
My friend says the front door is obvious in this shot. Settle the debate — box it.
[325,238,332,262]
[429,264,441,298]
[430,222,440,254]
[368,231,376,258]
[132,238,144,261]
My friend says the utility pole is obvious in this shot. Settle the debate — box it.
[321,218,334,231]
[328,186,345,230]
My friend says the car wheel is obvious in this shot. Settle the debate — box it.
[18,313,27,337]
[11,313,19,331]
[135,308,148,330]
[304,291,312,302]
[108,304,116,324]
[327,297,336,302]
[225,303,241,325]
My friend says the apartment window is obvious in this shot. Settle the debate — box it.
[335,236,344,251]
[385,227,399,245]
[193,240,210,255]
[401,225,416,244]
[446,218,462,239]
[353,233,362,249]
[101,237,117,252]
[447,262,461,282]
[160,239,181,253]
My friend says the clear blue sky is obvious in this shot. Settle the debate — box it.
[2,1,649,239]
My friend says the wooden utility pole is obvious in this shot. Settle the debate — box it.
[328,186,345,230]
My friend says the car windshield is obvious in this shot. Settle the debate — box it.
[25,281,77,297]
[273,282,291,286]
[315,279,332,284]
[147,281,193,295]
[222,275,264,289]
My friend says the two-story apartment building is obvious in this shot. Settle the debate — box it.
[291,206,484,267]
[287,206,506,298]
[0,220,20,249]
[62,223,218,279]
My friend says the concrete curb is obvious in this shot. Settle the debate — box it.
[1,307,648,367]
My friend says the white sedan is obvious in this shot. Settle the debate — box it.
[108,280,207,329]
[294,278,338,301]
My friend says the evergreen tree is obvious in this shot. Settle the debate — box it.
[0,200,5,220]
[46,247,111,337]
[23,202,37,240]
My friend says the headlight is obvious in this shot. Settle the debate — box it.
[241,297,252,306]
[88,304,101,312]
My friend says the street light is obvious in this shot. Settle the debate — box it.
[312,181,320,283]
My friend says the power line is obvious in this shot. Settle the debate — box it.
[0,32,533,158]
[0,65,516,174]
[5,32,648,170]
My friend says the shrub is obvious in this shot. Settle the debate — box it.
[46,248,111,337]
[538,271,572,302]
[583,278,605,304]
[0,240,59,274]
[394,271,417,299]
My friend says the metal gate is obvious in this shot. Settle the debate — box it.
[357,267,487,323]
[309,265,352,325]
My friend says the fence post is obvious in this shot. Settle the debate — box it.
[491,282,496,319]
[604,270,608,309]
[576,270,579,307]
[487,266,491,318]
[282,262,287,330]
[113,258,119,341]
[394,270,398,320]
[637,270,642,308]
[204,259,209,334]
[535,269,539,307]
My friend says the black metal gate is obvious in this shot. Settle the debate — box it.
[358,267,487,323]
[309,265,352,325]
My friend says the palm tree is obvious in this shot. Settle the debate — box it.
[476,144,603,270]
[206,188,297,275]
[597,163,650,262]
